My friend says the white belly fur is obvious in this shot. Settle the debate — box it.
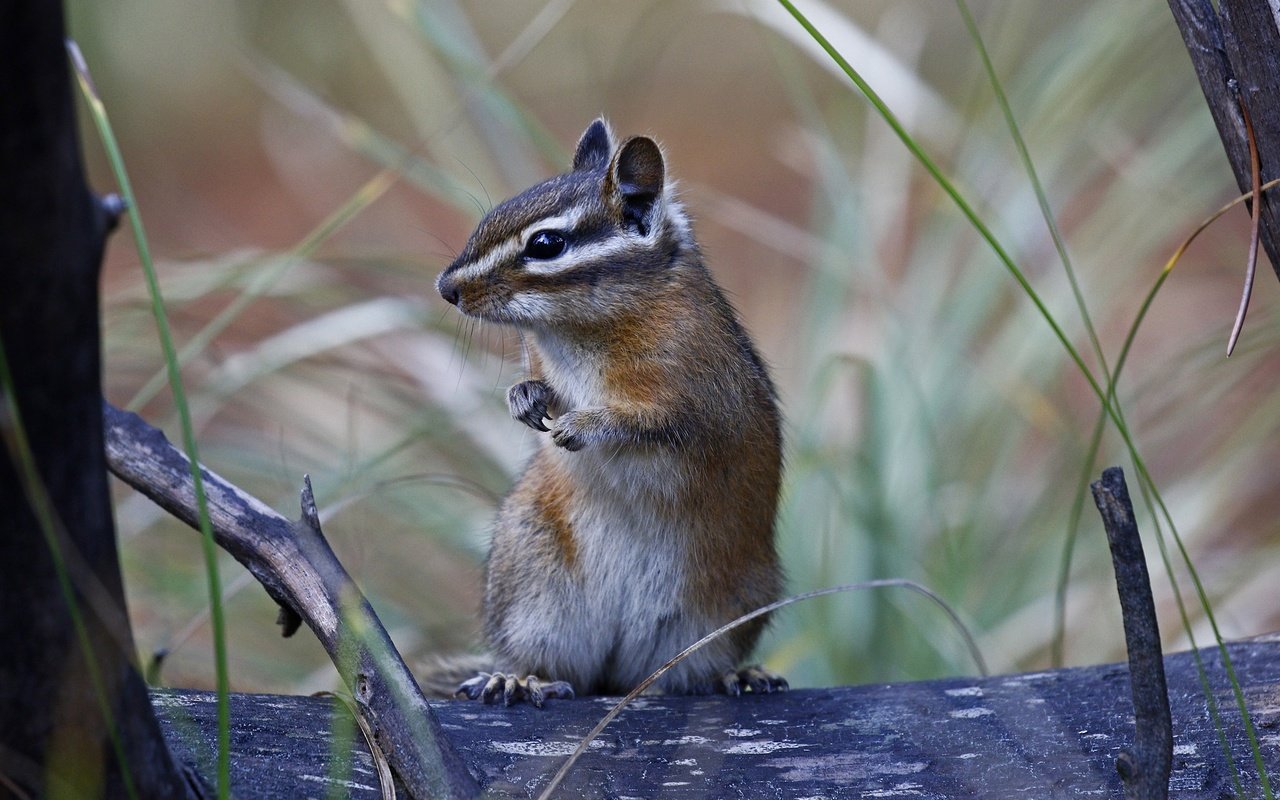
[503,444,732,693]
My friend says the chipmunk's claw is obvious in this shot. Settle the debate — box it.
[718,665,788,696]
[455,672,575,708]
[508,380,552,432]
[550,426,585,451]
[550,409,593,451]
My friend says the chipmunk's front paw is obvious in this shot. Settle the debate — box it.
[550,409,596,451]
[455,672,576,708]
[508,380,553,432]
[718,665,788,696]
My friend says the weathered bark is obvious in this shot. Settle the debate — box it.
[103,404,481,799]
[0,1,199,797]
[151,638,1280,799]
[1168,0,1280,280]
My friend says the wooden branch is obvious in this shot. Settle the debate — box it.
[102,402,480,800]
[1092,467,1171,800]
[1167,0,1280,281]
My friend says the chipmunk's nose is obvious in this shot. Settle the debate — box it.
[437,274,460,306]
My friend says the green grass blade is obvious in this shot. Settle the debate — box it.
[1128,463,1247,798]
[955,0,1109,379]
[953,0,1119,671]
[1051,410,1105,667]
[69,41,232,800]
[242,54,486,214]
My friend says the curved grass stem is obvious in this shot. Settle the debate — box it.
[538,578,986,800]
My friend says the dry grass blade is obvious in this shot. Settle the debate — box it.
[487,0,576,77]
[1227,89,1263,357]
[126,169,398,410]
[535,579,985,800]
[314,691,396,800]
[321,473,500,521]
[0,772,34,800]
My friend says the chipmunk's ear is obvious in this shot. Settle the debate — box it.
[573,118,614,172]
[606,136,665,236]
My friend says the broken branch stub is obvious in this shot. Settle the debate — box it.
[1091,466,1172,800]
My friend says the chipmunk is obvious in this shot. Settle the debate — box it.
[433,119,785,706]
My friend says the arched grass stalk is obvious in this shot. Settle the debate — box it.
[960,8,1275,789]
[69,41,232,800]
[1068,180,1278,621]
[1102,183,1280,800]
[315,689,395,800]
[537,579,987,800]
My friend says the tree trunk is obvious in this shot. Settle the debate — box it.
[0,1,199,796]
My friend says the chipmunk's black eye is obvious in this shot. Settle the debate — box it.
[525,230,567,260]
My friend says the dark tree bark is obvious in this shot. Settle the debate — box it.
[1168,0,1280,281]
[148,638,1280,799]
[0,1,198,797]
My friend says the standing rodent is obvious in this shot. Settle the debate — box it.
[434,119,784,706]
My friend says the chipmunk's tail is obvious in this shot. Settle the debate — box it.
[415,652,496,698]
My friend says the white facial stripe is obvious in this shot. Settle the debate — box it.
[450,238,521,282]
[521,234,638,276]
[520,209,584,244]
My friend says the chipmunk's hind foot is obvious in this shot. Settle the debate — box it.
[456,672,576,708]
[719,665,788,696]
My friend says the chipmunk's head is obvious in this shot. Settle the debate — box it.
[437,118,692,329]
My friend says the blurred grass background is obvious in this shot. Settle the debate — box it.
[68,0,1280,695]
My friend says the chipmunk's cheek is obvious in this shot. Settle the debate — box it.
[504,291,556,323]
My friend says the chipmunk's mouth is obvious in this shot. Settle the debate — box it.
[451,293,522,326]
[438,274,510,323]
[438,270,551,327]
